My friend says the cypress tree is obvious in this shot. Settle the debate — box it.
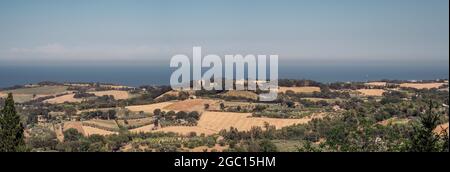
[0,93,26,152]
[408,100,440,152]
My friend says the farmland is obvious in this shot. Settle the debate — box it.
[163,99,218,112]
[365,82,387,87]
[44,94,83,104]
[0,85,69,103]
[1,79,447,152]
[356,89,385,96]
[219,90,259,100]
[82,120,120,131]
[88,90,131,100]
[126,102,175,113]
[1,85,68,95]
[126,111,322,136]
[83,126,118,136]
[278,86,321,93]
[399,83,445,89]
[196,111,318,132]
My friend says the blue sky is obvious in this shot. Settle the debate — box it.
[0,0,448,66]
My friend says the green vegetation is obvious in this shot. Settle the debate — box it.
[0,93,26,152]
[252,104,320,119]
[154,109,201,127]
[407,101,448,152]
[81,110,117,120]
[0,79,447,152]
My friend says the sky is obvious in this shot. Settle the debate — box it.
[0,0,448,66]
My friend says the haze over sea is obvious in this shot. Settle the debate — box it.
[1,64,448,88]
[1,1,448,88]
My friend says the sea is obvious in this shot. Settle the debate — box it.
[0,64,448,88]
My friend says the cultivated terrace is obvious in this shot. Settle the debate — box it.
[0,79,448,152]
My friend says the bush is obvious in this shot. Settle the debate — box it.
[63,128,83,142]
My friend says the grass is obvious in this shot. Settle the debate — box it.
[82,119,120,131]
[378,117,411,126]
[117,117,153,129]
[301,98,342,103]
[220,90,258,100]
[272,140,301,152]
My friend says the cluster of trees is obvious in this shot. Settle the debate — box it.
[195,89,225,97]
[28,127,221,152]
[279,87,350,103]
[217,87,449,152]
[252,105,314,119]
[218,124,278,152]
[278,79,322,87]
[73,92,95,98]
[80,109,117,120]
[55,128,127,152]
[380,90,408,104]
[220,124,277,141]
[126,132,218,152]
[284,101,448,152]
[153,109,201,127]
[328,82,366,90]
[79,95,117,109]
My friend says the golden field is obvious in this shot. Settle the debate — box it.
[365,82,387,87]
[130,111,322,136]
[278,86,321,93]
[126,101,176,113]
[357,89,385,96]
[163,99,218,112]
[88,90,130,100]
[44,93,83,104]
[400,83,445,89]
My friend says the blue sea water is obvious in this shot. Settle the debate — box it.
[0,64,448,88]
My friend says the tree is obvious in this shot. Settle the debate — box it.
[153,117,159,127]
[285,101,295,108]
[107,109,117,120]
[188,111,200,120]
[153,109,161,117]
[408,100,441,152]
[220,103,225,111]
[236,106,242,112]
[175,111,188,119]
[63,128,83,142]
[0,93,26,152]
[179,91,189,100]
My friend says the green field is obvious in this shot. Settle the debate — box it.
[272,140,302,152]
[301,98,342,103]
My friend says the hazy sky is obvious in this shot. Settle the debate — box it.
[0,0,448,66]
